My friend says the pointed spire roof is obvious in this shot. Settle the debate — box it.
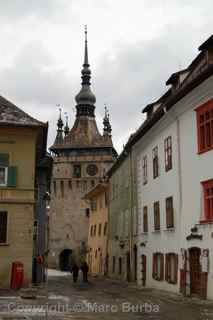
[64,112,70,136]
[103,104,112,136]
[75,26,96,116]
[54,107,64,145]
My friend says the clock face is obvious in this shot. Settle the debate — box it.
[87,164,98,176]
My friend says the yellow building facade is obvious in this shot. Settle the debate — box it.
[0,96,48,288]
[85,182,109,275]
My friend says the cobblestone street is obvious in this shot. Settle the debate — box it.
[0,270,213,319]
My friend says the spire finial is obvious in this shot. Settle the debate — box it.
[85,25,87,41]
[84,25,89,66]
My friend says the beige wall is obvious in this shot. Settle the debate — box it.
[0,127,38,288]
[87,187,108,275]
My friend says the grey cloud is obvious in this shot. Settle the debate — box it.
[94,27,212,152]
[0,0,69,21]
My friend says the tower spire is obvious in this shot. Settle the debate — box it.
[54,105,64,145]
[64,112,70,136]
[103,104,112,136]
[75,26,96,117]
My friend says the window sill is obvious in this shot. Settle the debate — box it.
[199,220,213,225]
[0,243,10,246]
[198,146,213,155]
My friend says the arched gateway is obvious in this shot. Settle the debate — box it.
[59,249,73,271]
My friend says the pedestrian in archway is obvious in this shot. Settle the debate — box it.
[81,262,89,282]
[71,263,79,283]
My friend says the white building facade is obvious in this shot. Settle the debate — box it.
[134,35,213,299]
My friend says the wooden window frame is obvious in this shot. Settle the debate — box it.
[0,211,8,244]
[142,155,148,185]
[143,206,148,233]
[154,201,160,231]
[166,196,174,228]
[201,179,213,222]
[164,136,172,172]
[152,252,164,281]
[152,146,159,179]
[196,99,213,154]
[165,253,178,284]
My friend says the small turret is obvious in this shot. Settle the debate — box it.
[103,105,112,136]
[54,107,64,145]
[64,112,70,137]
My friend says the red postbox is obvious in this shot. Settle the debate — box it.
[10,261,24,289]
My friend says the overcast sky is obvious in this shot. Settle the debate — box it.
[0,0,212,153]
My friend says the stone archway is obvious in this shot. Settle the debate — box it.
[59,249,73,271]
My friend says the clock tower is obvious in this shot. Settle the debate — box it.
[49,28,117,270]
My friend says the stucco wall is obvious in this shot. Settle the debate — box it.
[135,116,180,293]
[0,128,37,287]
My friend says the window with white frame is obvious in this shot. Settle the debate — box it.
[0,167,8,186]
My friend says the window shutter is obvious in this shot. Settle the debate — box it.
[0,154,9,167]
[174,254,178,284]
[0,212,8,243]
[160,254,164,281]
[7,167,17,187]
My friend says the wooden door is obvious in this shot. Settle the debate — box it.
[126,252,131,282]
[189,247,201,295]
[141,255,146,286]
